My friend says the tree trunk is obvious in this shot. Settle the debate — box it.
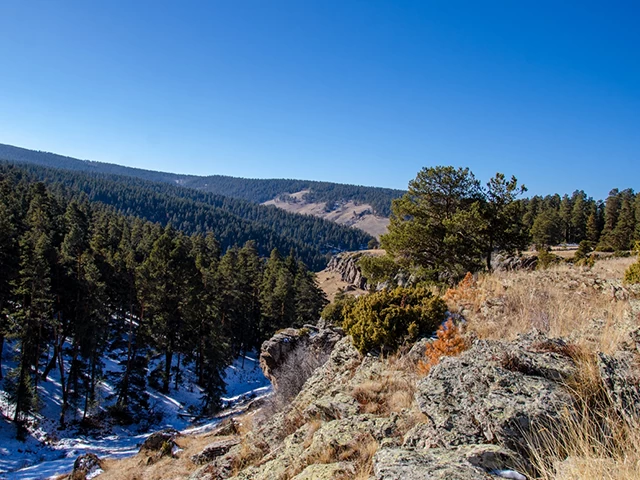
[174,352,180,390]
[0,334,4,380]
[163,349,173,394]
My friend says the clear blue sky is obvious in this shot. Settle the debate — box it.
[0,1,638,199]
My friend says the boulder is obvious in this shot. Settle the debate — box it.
[192,438,241,465]
[259,327,342,391]
[409,333,575,454]
[373,445,523,480]
[68,453,102,480]
[139,428,180,452]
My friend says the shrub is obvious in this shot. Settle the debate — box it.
[443,272,477,307]
[537,249,562,270]
[342,286,447,354]
[624,261,640,285]
[417,318,469,375]
[321,290,356,325]
[624,242,640,285]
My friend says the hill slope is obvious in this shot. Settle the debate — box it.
[0,161,373,270]
[0,144,404,226]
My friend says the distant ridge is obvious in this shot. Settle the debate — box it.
[0,143,404,217]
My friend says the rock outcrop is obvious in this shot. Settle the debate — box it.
[492,253,538,272]
[259,326,343,391]
[67,453,103,480]
[190,326,640,480]
[326,252,369,289]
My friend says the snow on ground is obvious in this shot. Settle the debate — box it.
[0,342,271,480]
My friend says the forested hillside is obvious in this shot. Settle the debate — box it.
[521,188,640,251]
[185,175,404,216]
[0,162,374,270]
[0,143,404,216]
[0,166,327,427]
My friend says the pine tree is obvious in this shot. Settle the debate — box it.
[598,189,621,250]
[610,190,636,251]
[260,249,296,337]
[10,184,56,423]
[559,194,573,243]
[586,203,600,243]
[634,193,640,243]
[570,191,588,243]
[0,196,18,379]
[293,260,328,326]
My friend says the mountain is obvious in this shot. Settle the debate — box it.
[0,143,404,237]
[0,161,372,271]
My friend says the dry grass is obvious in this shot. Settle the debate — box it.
[449,259,636,354]
[95,411,259,480]
[299,432,379,480]
[447,257,640,480]
[524,351,640,480]
[351,372,415,415]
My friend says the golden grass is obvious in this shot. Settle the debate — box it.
[449,259,636,354]
[95,411,259,480]
[351,372,415,415]
[524,351,640,480]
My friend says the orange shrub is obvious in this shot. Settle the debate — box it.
[443,272,478,309]
[417,318,469,375]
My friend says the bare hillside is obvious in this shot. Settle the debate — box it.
[263,190,390,238]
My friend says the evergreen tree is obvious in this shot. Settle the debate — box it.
[260,249,295,337]
[610,190,636,250]
[481,173,528,269]
[598,189,622,250]
[585,202,600,243]
[570,191,588,243]
[635,193,640,243]
[0,196,18,379]
[559,194,573,243]
[531,210,563,249]
[293,260,328,326]
[9,184,56,422]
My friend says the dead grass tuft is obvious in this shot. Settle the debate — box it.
[458,261,633,354]
[351,373,415,415]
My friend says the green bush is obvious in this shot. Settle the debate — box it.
[342,286,448,354]
[624,242,640,285]
[321,290,356,325]
[624,262,640,285]
[537,249,563,270]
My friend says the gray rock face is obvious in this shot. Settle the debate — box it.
[192,438,241,465]
[326,252,368,289]
[374,445,517,480]
[259,327,342,391]
[139,428,179,452]
[598,349,640,424]
[492,253,538,272]
[193,324,640,480]
[68,453,102,480]
[409,333,575,454]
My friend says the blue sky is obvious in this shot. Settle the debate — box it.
[0,1,638,199]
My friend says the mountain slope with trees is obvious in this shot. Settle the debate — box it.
[0,164,328,431]
[0,161,374,270]
[0,143,404,217]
